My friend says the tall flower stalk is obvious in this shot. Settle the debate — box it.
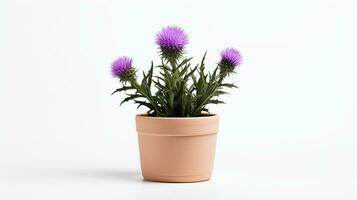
[111,26,242,117]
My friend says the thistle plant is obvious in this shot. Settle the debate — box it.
[111,26,242,117]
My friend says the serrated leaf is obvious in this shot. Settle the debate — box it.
[207,99,225,104]
[111,86,135,95]
[221,83,238,88]
[120,94,144,105]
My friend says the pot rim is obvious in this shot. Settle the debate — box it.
[136,113,219,136]
[136,113,218,120]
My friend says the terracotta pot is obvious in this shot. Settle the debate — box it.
[135,114,219,183]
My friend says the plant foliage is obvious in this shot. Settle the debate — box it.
[112,53,238,117]
[111,26,241,117]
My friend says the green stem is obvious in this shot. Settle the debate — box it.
[169,59,177,73]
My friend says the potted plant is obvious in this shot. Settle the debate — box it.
[111,26,242,183]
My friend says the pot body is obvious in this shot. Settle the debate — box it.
[135,114,219,183]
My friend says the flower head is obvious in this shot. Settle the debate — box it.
[155,26,188,60]
[111,56,134,80]
[220,48,242,69]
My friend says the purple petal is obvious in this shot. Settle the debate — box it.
[220,48,242,67]
[111,56,133,77]
[155,26,188,50]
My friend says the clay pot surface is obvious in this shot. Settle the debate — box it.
[135,114,219,183]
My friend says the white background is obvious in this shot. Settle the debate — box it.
[0,0,356,199]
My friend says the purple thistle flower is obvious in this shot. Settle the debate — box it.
[155,26,188,59]
[111,56,133,78]
[220,48,242,68]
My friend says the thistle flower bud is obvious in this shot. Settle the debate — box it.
[111,56,136,81]
[155,26,188,60]
[219,48,242,73]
